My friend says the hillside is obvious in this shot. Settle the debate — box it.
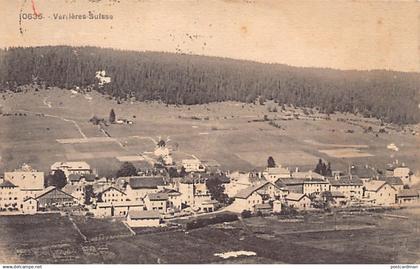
[0,46,419,124]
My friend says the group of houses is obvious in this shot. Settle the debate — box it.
[224,161,418,215]
[0,157,418,228]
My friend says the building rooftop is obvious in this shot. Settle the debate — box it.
[285,192,307,201]
[128,210,160,220]
[0,180,17,188]
[235,181,277,199]
[147,193,169,201]
[128,177,165,189]
[397,189,419,198]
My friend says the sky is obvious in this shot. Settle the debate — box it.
[1,0,419,72]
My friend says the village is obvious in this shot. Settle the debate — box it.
[0,136,418,230]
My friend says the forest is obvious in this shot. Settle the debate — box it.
[0,46,419,124]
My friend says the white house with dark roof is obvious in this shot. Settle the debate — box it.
[230,181,283,212]
[285,193,311,210]
[396,189,419,205]
[160,188,182,211]
[22,197,38,215]
[51,161,92,177]
[99,186,128,204]
[262,166,291,182]
[125,176,166,201]
[95,200,145,217]
[363,180,397,206]
[380,176,404,192]
[127,210,161,227]
[144,193,168,213]
[329,175,363,200]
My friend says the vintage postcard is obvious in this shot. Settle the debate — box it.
[0,0,419,265]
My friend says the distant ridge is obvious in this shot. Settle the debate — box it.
[0,45,419,124]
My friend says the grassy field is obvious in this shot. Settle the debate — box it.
[1,208,420,263]
[0,87,419,177]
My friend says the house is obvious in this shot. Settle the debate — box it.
[302,179,330,195]
[386,161,412,185]
[350,165,379,182]
[291,170,324,180]
[4,164,44,199]
[181,159,206,173]
[329,175,363,200]
[329,191,347,207]
[176,176,212,207]
[0,180,21,213]
[198,199,218,213]
[125,176,166,201]
[99,186,128,203]
[285,193,311,210]
[50,161,92,177]
[68,174,82,185]
[276,178,304,194]
[22,197,38,214]
[262,166,291,182]
[35,186,77,209]
[144,193,168,213]
[363,180,397,206]
[380,177,404,192]
[95,200,145,217]
[231,181,283,212]
[62,184,85,203]
[396,189,419,204]
[127,210,161,227]
[159,188,182,211]
[254,203,272,215]
[224,171,254,197]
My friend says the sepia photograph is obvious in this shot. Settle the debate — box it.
[0,0,419,266]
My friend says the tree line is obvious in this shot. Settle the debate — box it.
[1,45,419,124]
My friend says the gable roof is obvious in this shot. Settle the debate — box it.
[285,192,307,201]
[81,174,97,182]
[235,181,279,199]
[364,180,395,192]
[35,186,76,200]
[100,186,126,196]
[0,180,17,188]
[329,175,363,186]
[128,177,165,189]
[128,210,160,220]
[350,166,379,179]
[160,188,181,196]
[147,193,168,201]
[397,189,419,198]
[291,171,324,180]
[68,174,81,182]
[381,176,404,186]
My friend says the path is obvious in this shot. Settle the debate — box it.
[18,109,87,139]
[67,215,88,242]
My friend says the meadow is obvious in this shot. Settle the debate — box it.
[0,86,418,177]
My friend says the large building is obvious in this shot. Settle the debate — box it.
[125,176,166,201]
[51,161,92,178]
[181,159,206,173]
[363,180,397,206]
[329,175,363,200]
[4,164,44,199]
[35,186,77,209]
[0,180,21,213]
